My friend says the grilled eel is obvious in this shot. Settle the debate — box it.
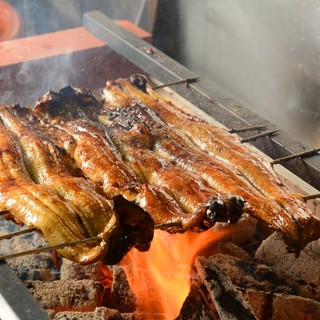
[0,116,116,264]
[34,87,245,232]
[1,74,319,264]
[0,104,153,264]
[102,75,320,251]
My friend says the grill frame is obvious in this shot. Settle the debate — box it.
[0,262,50,320]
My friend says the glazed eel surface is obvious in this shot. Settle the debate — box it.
[105,75,320,252]
[0,75,319,265]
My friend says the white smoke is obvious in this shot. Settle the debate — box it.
[180,0,320,146]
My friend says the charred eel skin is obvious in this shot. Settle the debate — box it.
[1,73,319,266]
[110,74,320,252]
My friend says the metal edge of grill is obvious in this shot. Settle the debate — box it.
[0,262,50,320]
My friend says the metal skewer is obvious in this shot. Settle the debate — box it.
[154,221,182,229]
[0,227,37,241]
[0,221,181,261]
[228,125,267,134]
[240,130,279,143]
[152,77,199,90]
[302,193,320,201]
[271,147,320,165]
[0,236,102,261]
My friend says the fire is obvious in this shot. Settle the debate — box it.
[121,227,233,319]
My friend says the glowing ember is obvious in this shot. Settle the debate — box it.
[121,227,233,319]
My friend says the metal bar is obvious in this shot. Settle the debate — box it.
[0,222,180,261]
[0,221,182,261]
[271,147,320,165]
[83,11,320,190]
[228,125,267,133]
[303,193,320,201]
[0,236,101,261]
[240,130,278,143]
[152,77,199,90]
[154,221,183,229]
[0,262,50,320]
[0,227,37,241]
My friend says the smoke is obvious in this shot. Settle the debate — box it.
[180,0,320,146]
[0,1,156,107]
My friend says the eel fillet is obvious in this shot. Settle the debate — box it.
[1,74,319,265]
[104,74,320,251]
[0,116,116,264]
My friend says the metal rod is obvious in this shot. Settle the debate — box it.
[228,125,267,134]
[240,130,279,143]
[303,193,320,201]
[0,222,182,261]
[0,227,37,241]
[154,221,183,229]
[152,77,199,90]
[0,236,102,261]
[271,147,320,165]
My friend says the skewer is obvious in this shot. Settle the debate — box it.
[0,236,102,261]
[154,221,183,229]
[302,193,320,201]
[271,147,320,165]
[228,125,267,134]
[0,227,37,241]
[152,77,199,90]
[240,130,278,143]
[0,211,10,216]
[0,221,181,261]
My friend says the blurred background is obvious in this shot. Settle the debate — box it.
[1,0,320,146]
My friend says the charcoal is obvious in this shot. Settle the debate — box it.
[195,256,257,320]
[110,265,136,313]
[25,279,104,314]
[177,279,219,319]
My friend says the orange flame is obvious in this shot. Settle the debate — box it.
[121,227,233,319]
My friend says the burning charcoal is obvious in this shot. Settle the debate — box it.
[0,229,49,256]
[94,307,126,319]
[125,312,170,320]
[243,289,320,320]
[0,216,20,234]
[307,238,320,256]
[53,310,96,320]
[25,279,104,314]
[177,279,219,319]
[218,241,253,260]
[60,259,112,283]
[208,249,320,318]
[208,253,294,294]
[110,265,136,313]
[255,232,320,287]
[195,256,257,319]
[255,232,320,302]
[7,253,58,281]
[54,307,125,320]
[0,229,58,281]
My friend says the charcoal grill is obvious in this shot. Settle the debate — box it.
[0,11,320,319]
